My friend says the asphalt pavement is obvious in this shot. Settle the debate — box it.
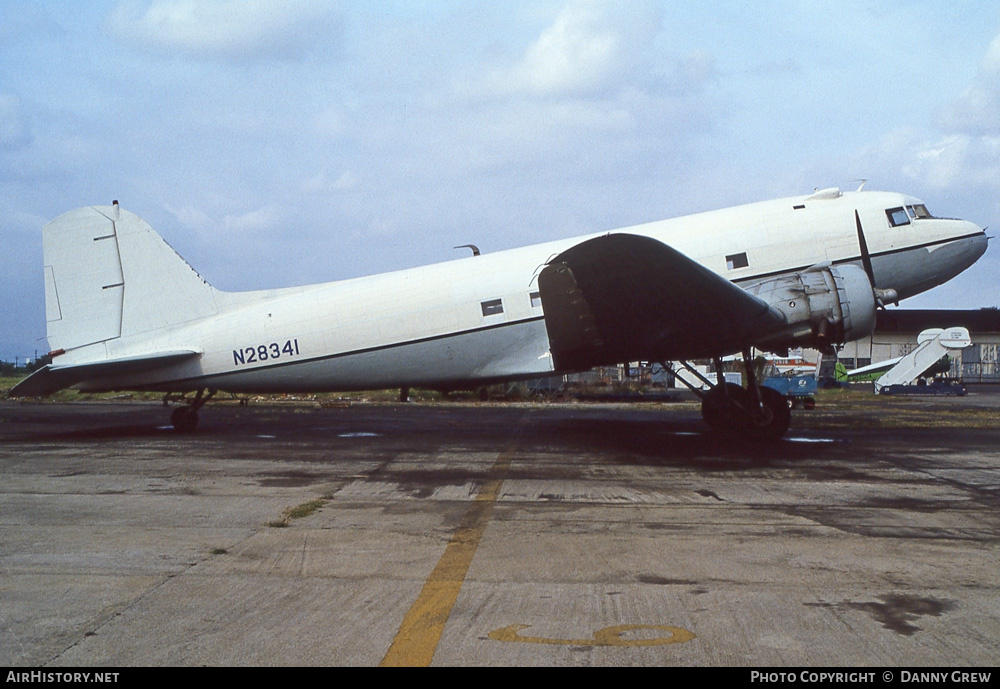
[1,395,997,666]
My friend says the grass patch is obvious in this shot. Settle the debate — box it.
[791,388,999,430]
[210,547,228,555]
[2,375,167,402]
[268,498,326,528]
[2,375,500,405]
[287,499,325,519]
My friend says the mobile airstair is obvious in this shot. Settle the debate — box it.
[873,327,972,394]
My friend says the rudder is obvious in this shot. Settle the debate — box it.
[43,203,218,353]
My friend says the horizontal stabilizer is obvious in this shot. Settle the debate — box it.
[9,350,201,398]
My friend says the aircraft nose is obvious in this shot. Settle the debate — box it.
[952,219,989,256]
[958,226,989,269]
[970,225,989,259]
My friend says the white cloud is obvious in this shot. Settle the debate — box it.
[106,0,341,60]
[938,32,1000,136]
[164,203,280,233]
[904,134,973,189]
[849,126,1000,197]
[904,134,1000,191]
[896,32,1000,195]
[0,95,30,149]
[164,202,214,231]
[981,30,1000,74]
[939,86,1000,137]
[482,0,660,99]
[311,104,348,139]
[222,206,280,232]
[300,170,358,194]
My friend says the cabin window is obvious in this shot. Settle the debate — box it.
[726,252,749,270]
[529,291,542,308]
[481,298,504,316]
[886,207,910,227]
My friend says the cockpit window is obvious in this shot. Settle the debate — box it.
[886,207,909,227]
[890,205,934,226]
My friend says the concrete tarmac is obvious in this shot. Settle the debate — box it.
[1,395,998,666]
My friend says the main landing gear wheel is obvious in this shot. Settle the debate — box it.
[170,406,198,433]
[700,383,747,430]
[748,386,791,442]
[700,383,790,441]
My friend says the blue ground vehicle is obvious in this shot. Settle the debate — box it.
[762,375,818,409]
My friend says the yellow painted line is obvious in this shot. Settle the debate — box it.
[380,424,522,667]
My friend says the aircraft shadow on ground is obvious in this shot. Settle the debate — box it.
[524,416,843,469]
[1,403,844,470]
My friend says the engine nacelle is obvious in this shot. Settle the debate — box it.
[744,264,877,351]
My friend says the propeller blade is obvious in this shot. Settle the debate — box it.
[855,210,876,286]
[855,210,898,307]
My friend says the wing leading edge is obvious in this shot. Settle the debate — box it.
[537,233,785,371]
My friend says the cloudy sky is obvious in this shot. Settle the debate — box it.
[2,1,999,362]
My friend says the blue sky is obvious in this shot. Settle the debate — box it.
[2,1,999,362]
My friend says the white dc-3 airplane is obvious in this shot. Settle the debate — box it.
[10,186,988,439]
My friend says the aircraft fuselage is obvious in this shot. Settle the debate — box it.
[34,189,990,395]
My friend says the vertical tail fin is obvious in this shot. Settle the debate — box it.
[43,204,218,353]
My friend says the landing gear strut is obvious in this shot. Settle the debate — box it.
[667,353,790,441]
[169,388,217,433]
[731,349,790,441]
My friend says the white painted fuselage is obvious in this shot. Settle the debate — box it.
[37,189,988,395]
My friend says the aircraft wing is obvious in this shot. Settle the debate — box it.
[9,350,201,397]
[842,356,902,381]
[538,233,786,370]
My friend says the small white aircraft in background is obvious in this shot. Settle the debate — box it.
[10,187,988,439]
